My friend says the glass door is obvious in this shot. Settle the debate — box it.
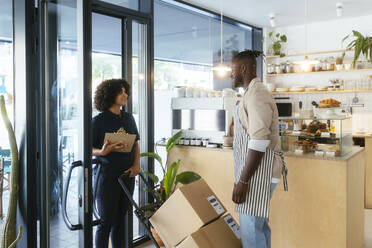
[131,19,149,240]
[38,1,152,247]
[39,0,94,247]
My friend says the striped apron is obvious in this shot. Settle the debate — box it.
[233,105,275,218]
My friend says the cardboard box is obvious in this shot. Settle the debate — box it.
[150,179,226,247]
[176,214,242,248]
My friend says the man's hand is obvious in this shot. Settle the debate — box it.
[125,163,140,178]
[100,140,124,156]
[232,182,249,204]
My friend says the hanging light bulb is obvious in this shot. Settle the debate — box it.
[214,64,232,77]
[212,0,231,78]
[295,0,319,67]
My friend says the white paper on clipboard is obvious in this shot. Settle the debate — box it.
[104,133,137,153]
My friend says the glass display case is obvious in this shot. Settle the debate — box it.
[279,116,352,157]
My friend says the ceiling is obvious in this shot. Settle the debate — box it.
[182,0,372,28]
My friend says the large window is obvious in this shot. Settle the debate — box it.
[0,0,13,229]
[0,0,13,149]
[154,0,258,176]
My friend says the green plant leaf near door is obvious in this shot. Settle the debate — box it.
[0,95,22,248]
[140,130,201,207]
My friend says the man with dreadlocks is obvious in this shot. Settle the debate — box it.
[231,50,287,248]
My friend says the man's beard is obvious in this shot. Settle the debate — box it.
[233,74,244,88]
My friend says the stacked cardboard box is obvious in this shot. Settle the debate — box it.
[150,179,241,248]
[177,214,241,248]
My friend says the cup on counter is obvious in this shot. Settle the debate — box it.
[193,88,201,98]
[200,89,208,97]
[185,87,193,98]
[195,139,202,146]
[215,91,223,97]
[223,136,233,147]
[208,91,216,98]
[174,86,186,98]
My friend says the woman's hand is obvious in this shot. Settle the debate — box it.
[100,140,124,156]
[125,163,140,178]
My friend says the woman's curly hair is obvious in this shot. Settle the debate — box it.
[94,79,130,112]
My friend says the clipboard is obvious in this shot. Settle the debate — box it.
[104,133,137,153]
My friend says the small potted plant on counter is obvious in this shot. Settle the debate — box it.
[342,30,372,68]
[140,131,201,246]
[263,31,287,57]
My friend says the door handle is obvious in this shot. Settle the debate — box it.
[62,160,83,231]
[92,158,103,226]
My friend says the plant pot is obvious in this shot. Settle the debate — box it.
[150,226,164,247]
[274,51,281,56]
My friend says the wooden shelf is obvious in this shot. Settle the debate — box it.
[266,49,353,59]
[272,90,372,95]
[266,68,372,77]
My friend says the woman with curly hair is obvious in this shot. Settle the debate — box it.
[92,79,140,248]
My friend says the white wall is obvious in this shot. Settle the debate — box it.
[264,15,372,133]
[265,14,372,55]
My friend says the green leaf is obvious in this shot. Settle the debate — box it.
[352,30,364,39]
[175,171,201,185]
[140,152,165,174]
[280,35,287,42]
[161,189,167,202]
[170,160,181,196]
[273,42,281,53]
[268,31,273,37]
[342,34,350,44]
[163,160,180,198]
[276,33,280,38]
[141,170,159,184]
[166,131,183,153]
[280,53,286,58]
[141,152,162,166]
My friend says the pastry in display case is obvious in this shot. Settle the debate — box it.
[279,116,352,157]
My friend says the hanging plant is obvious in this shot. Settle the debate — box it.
[342,30,372,66]
[263,31,287,57]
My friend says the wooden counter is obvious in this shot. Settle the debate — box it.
[168,145,365,248]
[364,137,372,208]
[352,135,372,209]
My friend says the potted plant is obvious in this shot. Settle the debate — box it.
[140,131,201,245]
[342,30,372,68]
[263,31,287,57]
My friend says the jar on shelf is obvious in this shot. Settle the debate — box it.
[321,59,328,71]
[293,63,301,73]
[315,60,323,71]
[267,64,275,74]
[280,63,287,73]
[275,64,283,74]
[326,56,335,71]
[285,62,294,73]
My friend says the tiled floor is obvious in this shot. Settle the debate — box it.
[137,209,372,248]
[0,171,141,248]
